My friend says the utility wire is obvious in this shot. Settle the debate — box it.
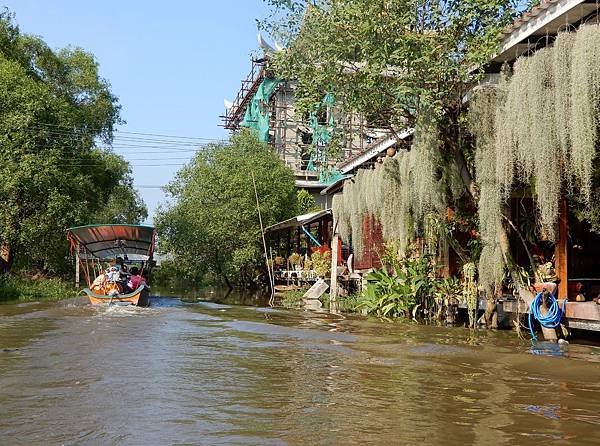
[31,122,227,141]
[30,129,214,146]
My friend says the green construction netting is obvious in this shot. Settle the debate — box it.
[309,92,335,146]
[319,168,346,185]
[240,77,282,142]
[308,93,343,185]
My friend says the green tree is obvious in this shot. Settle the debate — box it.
[262,0,534,324]
[296,188,320,214]
[0,10,143,273]
[156,130,298,288]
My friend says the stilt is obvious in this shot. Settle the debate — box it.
[75,242,80,289]
[555,197,568,300]
[329,219,339,303]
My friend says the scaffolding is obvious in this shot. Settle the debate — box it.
[221,59,392,182]
[221,58,266,131]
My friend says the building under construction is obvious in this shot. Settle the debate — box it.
[221,51,401,204]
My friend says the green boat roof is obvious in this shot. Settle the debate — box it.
[67,224,156,259]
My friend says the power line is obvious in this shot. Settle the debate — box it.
[31,122,227,142]
[31,128,213,146]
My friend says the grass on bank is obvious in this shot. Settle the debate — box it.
[0,275,78,302]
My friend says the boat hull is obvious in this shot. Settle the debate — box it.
[84,286,149,306]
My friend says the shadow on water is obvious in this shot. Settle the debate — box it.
[152,286,270,307]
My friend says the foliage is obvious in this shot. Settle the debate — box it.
[151,260,204,290]
[332,292,362,313]
[296,189,320,214]
[156,130,298,287]
[310,250,331,277]
[280,288,307,308]
[288,252,302,267]
[263,0,525,125]
[0,10,144,274]
[357,255,438,319]
[468,25,600,289]
[434,276,462,302]
[359,268,417,318]
[0,274,78,302]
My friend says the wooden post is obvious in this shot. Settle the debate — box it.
[296,227,301,254]
[330,217,339,303]
[555,197,568,300]
[251,171,274,301]
[75,242,80,288]
[540,290,558,342]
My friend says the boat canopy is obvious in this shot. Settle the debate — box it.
[67,224,156,260]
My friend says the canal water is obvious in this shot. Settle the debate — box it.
[1,292,600,445]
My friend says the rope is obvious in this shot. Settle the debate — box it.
[528,291,566,341]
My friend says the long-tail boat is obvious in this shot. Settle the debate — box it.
[67,224,156,306]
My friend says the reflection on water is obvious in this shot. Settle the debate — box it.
[1,291,600,445]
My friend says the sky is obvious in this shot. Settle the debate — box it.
[2,0,271,222]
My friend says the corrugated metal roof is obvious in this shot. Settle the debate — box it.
[264,209,332,233]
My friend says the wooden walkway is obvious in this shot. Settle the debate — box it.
[464,297,600,332]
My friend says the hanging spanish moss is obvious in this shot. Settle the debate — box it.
[462,262,478,328]
[332,113,446,258]
[492,26,600,241]
[380,153,414,252]
[470,25,600,288]
[553,32,574,168]
[332,193,350,246]
[469,85,505,288]
[411,113,445,220]
[571,24,600,201]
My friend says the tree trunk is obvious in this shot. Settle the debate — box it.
[222,273,233,291]
[0,243,15,274]
[483,290,498,328]
[452,148,479,202]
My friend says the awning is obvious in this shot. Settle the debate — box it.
[320,176,349,195]
[67,224,156,259]
[493,0,594,64]
[264,209,332,233]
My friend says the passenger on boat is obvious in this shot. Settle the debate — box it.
[114,257,128,273]
[125,267,146,293]
[106,266,121,283]
[90,273,106,292]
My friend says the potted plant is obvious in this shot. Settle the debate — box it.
[311,251,331,278]
[288,253,302,271]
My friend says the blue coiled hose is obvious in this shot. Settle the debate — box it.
[528,291,566,341]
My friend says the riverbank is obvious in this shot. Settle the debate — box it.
[0,275,78,303]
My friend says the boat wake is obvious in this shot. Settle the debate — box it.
[94,303,158,317]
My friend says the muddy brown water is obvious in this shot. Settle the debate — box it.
[1,290,600,446]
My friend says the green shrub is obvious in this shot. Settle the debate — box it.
[0,275,77,302]
[357,255,440,319]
